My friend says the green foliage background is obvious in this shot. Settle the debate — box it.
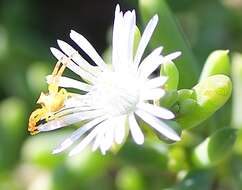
[0,0,242,189]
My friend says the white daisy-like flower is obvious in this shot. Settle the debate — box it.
[38,4,181,156]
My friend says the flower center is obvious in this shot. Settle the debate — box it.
[92,71,140,116]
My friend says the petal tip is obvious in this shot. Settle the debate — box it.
[173,135,181,141]
[52,149,60,154]
[154,14,158,20]
[115,4,120,11]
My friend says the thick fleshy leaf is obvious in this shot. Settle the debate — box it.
[199,50,230,81]
[159,90,178,108]
[166,170,214,190]
[193,128,237,167]
[160,60,179,90]
[176,75,232,129]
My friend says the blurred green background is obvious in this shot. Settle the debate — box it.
[1,0,242,189]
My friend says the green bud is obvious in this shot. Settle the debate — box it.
[231,53,242,128]
[178,99,198,115]
[139,0,199,88]
[176,89,198,115]
[176,75,232,129]
[199,50,230,81]
[159,90,178,108]
[160,61,179,90]
[192,128,237,167]
[177,89,196,102]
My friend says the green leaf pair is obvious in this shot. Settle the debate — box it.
[193,128,237,167]
[176,74,232,129]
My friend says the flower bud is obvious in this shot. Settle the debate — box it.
[160,61,179,90]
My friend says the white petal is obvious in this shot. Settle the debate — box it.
[92,127,105,152]
[134,15,159,67]
[52,116,106,154]
[138,51,181,80]
[144,76,167,89]
[138,47,163,78]
[128,113,144,145]
[114,115,126,144]
[135,109,180,141]
[50,47,96,83]
[122,10,136,63]
[99,124,111,155]
[163,51,181,62]
[46,75,92,92]
[68,124,103,156]
[137,102,175,119]
[92,119,113,152]
[100,136,107,155]
[140,88,165,100]
[38,109,105,132]
[139,55,163,79]
[63,94,101,109]
[102,123,114,152]
[52,106,98,118]
[70,30,108,71]
[57,40,100,76]
[112,4,123,70]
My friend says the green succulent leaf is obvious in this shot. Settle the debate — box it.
[166,170,214,190]
[192,128,237,167]
[160,60,179,90]
[199,50,230,81]
[159,90,178,108]
[176,75,232,129]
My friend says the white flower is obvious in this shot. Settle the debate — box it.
[38,4,181,156]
